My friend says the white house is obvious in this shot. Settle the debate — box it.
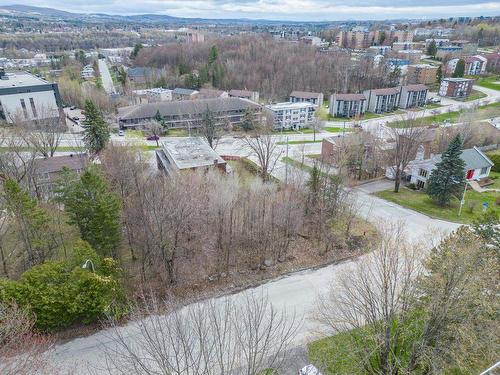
[388,146,494,189]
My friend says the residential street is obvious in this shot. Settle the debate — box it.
[51,175,459,373]
[98,59,116,95]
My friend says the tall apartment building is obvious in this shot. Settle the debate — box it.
[407,64,439,85]
[289,91,324,106]
[463,56,487,75]
[336,30,374,49]
[0,69,63,124]
[399,84,428,109]
[265,102,316,130]
[329,93,366,118]
[438,78,474,99]
[363,87,401,113]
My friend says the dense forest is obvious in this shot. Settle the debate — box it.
[134,35,392,101]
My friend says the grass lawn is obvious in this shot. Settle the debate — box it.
[281,156,314,173]
[462,89,487,102]
[167,128,189,137]
[475,75,500,91]
[272,128,316,135]
[306,154,322,159]
[376,187,499,223]
[324,126,354,133]
[485,171,500,190]
[388,102,500,128]
[276,140,322,145]
[308,330,365,375]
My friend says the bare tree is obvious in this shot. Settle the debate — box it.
[0,302,56,375]
[0,128,36,184]
[143,120,163,147]
[242,122,280,182]
[17,108,66,158]
[100,292,301,375]
[387,117,426,192]
[314,222,423,374]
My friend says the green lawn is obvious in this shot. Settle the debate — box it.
[475,75,500,91]
[281,156,314,173]
[376,187,498,223]
[485,171,500,190]
[324,126,354,133]
[306,154,322,159]
[272,128,315,135]
[276,140,322,145]
[462,89,488,102]
[167,128,189,137]
[388,102,500,128]
[308,330,365,375]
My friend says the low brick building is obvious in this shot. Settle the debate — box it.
[438,78,474,99]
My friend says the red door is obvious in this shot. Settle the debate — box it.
[466,170,474,180]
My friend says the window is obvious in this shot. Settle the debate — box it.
[417,180,425,189]
[20,98,28,119]
[418,168,428,178]
[29,98,37,118]
[38,172,50,181]
[480,167,488,175]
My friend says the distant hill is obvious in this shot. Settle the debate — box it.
[0,3,330,25]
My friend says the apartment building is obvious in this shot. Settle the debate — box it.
[483,53,500,72]
[438,78,474,99]
[363,87,401,113]
[198,88,229,99]
[132,88,173,104]
[464,56,487,75]
[0,69,63,124]
[436,46,463,59]
[228,89,260,103]
[407,64,438,85]
[266,102,316,130]
[399,84,428,109]
[394,50,422,64]
[329,93,366,118]
[336,30,374,49]
[118,97,261,129]
[367,46,392,55]
[289,91,324,106]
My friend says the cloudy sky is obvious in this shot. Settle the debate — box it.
[2,0,500,21]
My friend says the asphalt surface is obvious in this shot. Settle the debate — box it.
[98,59,116,95]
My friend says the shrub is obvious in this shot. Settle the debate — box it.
[487,153,500,173]
[0,241,126,331]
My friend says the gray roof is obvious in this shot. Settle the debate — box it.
[33,154,88,174]
[173,87,198,96]
[290,90,322,99]
[127,67,159,78]
[0,72,50,88]
[118,97,260,121]
[368,87,400,96]
[334,93,366,101]
[403,84,428,92]
[229,89,256,97]
[158,137,226,170]
[461,147,494,170]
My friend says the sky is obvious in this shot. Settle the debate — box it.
[1,0,500,21]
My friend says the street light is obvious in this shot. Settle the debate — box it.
[82,259,95,272]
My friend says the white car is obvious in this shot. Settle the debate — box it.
[118,130,125,136]
[299,365,323,375]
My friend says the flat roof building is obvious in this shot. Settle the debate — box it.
[0,69,63,124]
[438,78,474,99]
[155,137,227,175]
[118,97,261,130]
[289,91,324,106]
[407,64,438,85]
[266,101,316,130]
[228,89,260,103]
[329,93,366,118]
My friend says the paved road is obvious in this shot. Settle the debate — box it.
[51,175,459,373]
[98,59,116,95]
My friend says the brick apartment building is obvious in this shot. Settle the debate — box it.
[407,64,439,85]
[438,78,474,99]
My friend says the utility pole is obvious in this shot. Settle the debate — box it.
[285,136,289,185]
[458,181,468,216]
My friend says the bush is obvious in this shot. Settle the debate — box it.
[408,183,417,190]
[0,241,126,331]
[487,153,500,173]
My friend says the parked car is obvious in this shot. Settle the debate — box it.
[299,365,322,375]
[146,135,160,141]
[118,130,125,136]
[70,106,77,110]
[72,116,79,121]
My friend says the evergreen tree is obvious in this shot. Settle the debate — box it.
[453,59,465,78]
[427,134,466,207]
[436,65,443,83]
[2,179,57,268]
[426,40,437,57]
[208,46,218,66]
[57,166,121,258]
[130,43,143,59]
[388,66,402,86]
[241,107,255,131]
[200,106,217,149]
[154,109,165,128]
[82,100,110,156]
[378,31,386,45]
